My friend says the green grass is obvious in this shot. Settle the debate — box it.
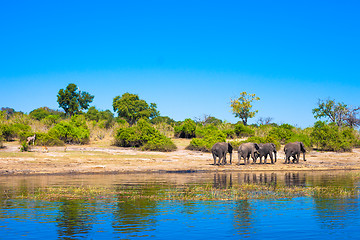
[8,182,358,202]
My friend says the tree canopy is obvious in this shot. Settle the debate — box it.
[312,99,360,128]
[230,92,260,126]
[57,83,94,116]
[112,93,159,125]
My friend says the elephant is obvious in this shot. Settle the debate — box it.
[256,143,277,164]
[284,142,306,164]
[238,142,260,165]
[211,142,233,165]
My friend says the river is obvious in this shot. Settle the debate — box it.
[0,171,359,239]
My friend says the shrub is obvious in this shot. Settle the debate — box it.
[268,124,295,143]
[29,107,65,121]
[41,115,60,128]
[174,119,196,138]
[19,141,30,152]
[150,116,176,125]
[0,124,15,141]
[0,123,32,141]
[286,133,312,148]
[310,121,358,152]
[186,125,226,152]
[33,132,65,146]
[114,119,176,152]
[234,123,255,137]
[48,115,90,144]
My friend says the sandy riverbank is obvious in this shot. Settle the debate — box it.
[1,140,360,175]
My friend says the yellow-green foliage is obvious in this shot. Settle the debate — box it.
[186,125,226,152]
[311,121,359,152]
[114,119,177,152]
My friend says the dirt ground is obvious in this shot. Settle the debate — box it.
[1,139,360,175]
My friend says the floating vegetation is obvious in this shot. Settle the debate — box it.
[4,182,358,202]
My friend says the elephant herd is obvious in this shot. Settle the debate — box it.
[211,142,307,166]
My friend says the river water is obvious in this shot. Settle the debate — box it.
[0,171,359,239]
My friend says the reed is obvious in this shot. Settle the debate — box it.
[10,182,358,202]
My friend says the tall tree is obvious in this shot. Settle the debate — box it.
[230,92,260,125]
[113,93,159,125]
[57,83,94,116]
[312,99,349,127]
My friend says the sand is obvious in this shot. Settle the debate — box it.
[1,140,360,175]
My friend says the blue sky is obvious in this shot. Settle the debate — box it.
[1,1,359,127]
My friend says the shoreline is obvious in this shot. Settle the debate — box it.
[1,141,360,176]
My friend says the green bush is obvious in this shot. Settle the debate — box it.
[114,119,176,152]
[222,128,237,139]
[286,133,312,148]
[48,115,90,144]
[85,107,115,129]
[0,124,15,141]
[234,123,255,137]
[310,121,358,152]
[41,115,60,128]
[19,141,30,152]
[33,132,65,146]
[267,124,295,143]
[186,125,226,152]
[174,119,197,138]
[0,123,32,141]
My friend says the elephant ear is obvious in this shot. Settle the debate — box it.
[254,143,260,150]
[228,143,233,153]
[300,142,306,152]
[271,143,276,150]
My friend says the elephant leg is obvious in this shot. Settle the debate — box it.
[223,154,227,165]
[212,153,217,165]
[269,153,273,164]
[264,154,268,164]
[296,153,300,164]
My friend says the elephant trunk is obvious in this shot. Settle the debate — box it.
[274,151,277,163]
[303,152,306,161]
[229,152,232,164]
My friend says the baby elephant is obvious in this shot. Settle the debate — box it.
[211,142,233,165]
[256,143,277,164]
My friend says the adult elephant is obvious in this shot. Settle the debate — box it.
[238,142,260,165]
[211,142,233,165]
[284,142,306,164]
[256,143,277,164]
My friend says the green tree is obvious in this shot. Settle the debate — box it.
[30,107,65,120]
[230,92,260,126]
[112,93,159,125]
[312,99,349,127]
[57,83,94,117]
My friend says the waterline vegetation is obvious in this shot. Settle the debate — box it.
[6,180,359,202]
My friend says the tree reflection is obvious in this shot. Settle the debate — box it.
[309,173,359,230]
[233,200,253,237]
[56,200,94,239]
[112,186,158,237]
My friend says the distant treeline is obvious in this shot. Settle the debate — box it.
[0,83,359,152]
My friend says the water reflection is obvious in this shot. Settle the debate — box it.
[56,200,94,238]
[0,171,358,239]
[233,200,253,237]
[112,187,158,238]
[213,173,278,188]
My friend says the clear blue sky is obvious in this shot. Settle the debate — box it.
[1,0,359,128]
